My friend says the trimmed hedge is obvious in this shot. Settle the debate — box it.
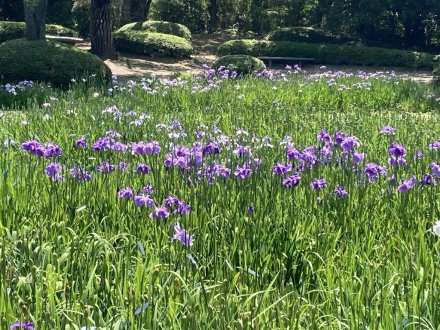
[218,40,436,69]
[0,21,78,43]
[114,30,193,58]
[117,20,192,41]
[266,27,356,45]
[0,39,111,87]
[434,63,440,85]
[212,55,266,75]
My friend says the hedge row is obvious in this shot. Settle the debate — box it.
[434,62,440,84]
[0,21,78,43]
[114,30,193,58]
[218,40,436,69]
[117,20,192,41]
[0,39,111,87]
[266,27,356,45]
[211,55,266,75]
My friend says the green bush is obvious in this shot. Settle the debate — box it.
[266,27,356,45]
[218,39,436,69]
[212,55,266,75]
[0,39,111,87]
[434,62,440,85]
[0,21,78,43]
[117,20,192,41]
[114,30,193,58]
[72,0,90,38]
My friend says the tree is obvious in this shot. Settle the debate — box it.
[120,0,152,26]
[208,0,219,32]
[91,0,116,59]
[23,0,48,40]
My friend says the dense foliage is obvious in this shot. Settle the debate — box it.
[266,26,356,45]
[0,69,440,328]
[0,39,111,87]
[0,21,78,44]
[117,20,192,40]
[113,30,193,58]
[1,1,438,52]
[212,55,266,75]
[218,39,436,69]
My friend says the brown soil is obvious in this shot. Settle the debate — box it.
[77,34,434,83]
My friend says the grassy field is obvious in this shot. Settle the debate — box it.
[1,68,440,329]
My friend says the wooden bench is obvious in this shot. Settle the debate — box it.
[258,56,314,68]
[46,35,84,45]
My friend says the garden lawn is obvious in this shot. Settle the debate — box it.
[0,68,440,329]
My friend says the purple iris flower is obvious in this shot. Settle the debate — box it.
[299,146,318,166]
[143,185,154,194]
[429,141,440,150]
[272,162,293,175]
[118,161,127,171]
[43,144,62,158]
[364,163,388,181]
[431,162,440,178]
[317,129,332,143]
[380,125,396,135]
[213,163,231,179]
[203,142,220,155]
[234,165,252,180]
[136,163,151,174]
[118,187,134,199]
[233,145,252,158]
[69,167,91,182]
[10,321,34,330]
[111,142,128,153]
[175,201,191,216]
[312,178,327,190]
[420,174,435,187]
[388,142,406,157]
[353,152,365,164]
[45,162,62,177]
[132,141,161,155]
[414,150,424,160]
[334,185,349,198]
[320,144,333,163]
[334,131,347,146]
[171,224,194,247]
[247,204,254,214]
[286,146,300,160]
[398,176,417,193]
[21,140,40,152]
[388,157,407,167]
[134,195,155,207]
[96,161,115,173]
[164,196,180,208]
[149,206,170,220]
[282,174,301,188]
[341,136,360,152]
[74,136,87,149]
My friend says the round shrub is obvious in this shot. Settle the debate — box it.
[212,55,266,75]
[218,39,436,69]
[0,21,78,43]
[266,27,356,45]
[114,30,193,58]
[117,20,192,40]
[0,39,111,87]
[434,63,440,85]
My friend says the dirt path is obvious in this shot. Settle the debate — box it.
[79,34,434,83]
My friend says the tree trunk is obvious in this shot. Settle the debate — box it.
[208,0,219,33]
[131,0,152,22]
[91,0,116,59]
[120,0,132,26]
[23,0,48,40]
